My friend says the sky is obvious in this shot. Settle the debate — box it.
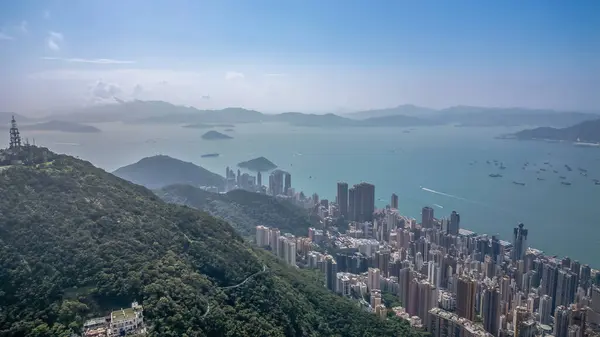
[0,0,599,115]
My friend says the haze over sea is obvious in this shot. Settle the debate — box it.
[9,122,600,265]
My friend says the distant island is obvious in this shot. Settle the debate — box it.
[201,153,220,158]
[513,118,600,144]
[1,120,101,133]
[237,156,277,172]
[201,130,233,140]
[183,123,235,129]
[224,128,234,132]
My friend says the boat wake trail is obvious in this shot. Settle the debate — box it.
[433,204,444,209]
[420,187,485,206]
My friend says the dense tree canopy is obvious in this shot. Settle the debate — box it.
[157,185,316,237]
[0,149,423,337]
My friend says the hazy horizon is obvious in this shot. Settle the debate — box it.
[1,0,599,115]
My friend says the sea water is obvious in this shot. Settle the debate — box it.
[10,122,600,265]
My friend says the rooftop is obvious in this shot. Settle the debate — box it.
[111,307,136,322]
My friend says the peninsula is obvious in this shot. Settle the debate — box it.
[237,156,277,172]
[201,130,233,140]
[513,118,600,144]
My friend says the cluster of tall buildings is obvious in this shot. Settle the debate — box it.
[256,225,311,267]
[336,181,375,222]
[223,166,293,197]
[254,180,600,337]
[268,170,292,196]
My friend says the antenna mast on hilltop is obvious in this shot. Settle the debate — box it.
[9,116,22,149]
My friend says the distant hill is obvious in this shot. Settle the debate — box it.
[156,185,314,237]
[513,118,600,143]
[30,100,599,128]
[183,123,235,129]
[202,130,233,140]
[237,156,277,172]
[112,155,225,189]
[0,148,420,336]
[20,120,101,133]
[346,104,437,119]
[0,112,32,125]
[436,107,598,127]
[362,114,441,127]
[271,112,358,127]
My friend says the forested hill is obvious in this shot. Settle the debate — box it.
[0,148,421,337]
[156,185,315,237]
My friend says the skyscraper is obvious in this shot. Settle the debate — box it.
[513,306,529,337]
[554,306,569,337]
[422,206,434,228]
[538,294,552,325]
[456,275,476,321]
[512,223,528,262]
[351,182,375,222]
[448,211,460,235]
[482,284,500,336]
[257,171,262,187]
[325,255,338,292]
[348,187,356,221]
[268,170,285,196]
[391,193,399,209]
[284,172,291,194]
[337,182,349,218]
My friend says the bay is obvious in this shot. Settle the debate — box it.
[9,122,600,265]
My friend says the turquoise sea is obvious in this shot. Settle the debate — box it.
[9,122,600,265]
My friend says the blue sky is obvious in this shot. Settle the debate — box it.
[0,0,599,114]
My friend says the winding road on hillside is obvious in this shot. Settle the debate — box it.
[183,234,268,318]
[202,264,268,317]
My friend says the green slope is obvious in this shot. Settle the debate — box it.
[156,185,315,237]
[0,148,421,337]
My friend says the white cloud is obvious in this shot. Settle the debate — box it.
[91,80,122,100]
[225,71,245,80]
[47,31,63,51]
[18,21,28,34]
[41,57,136,64]
[0,32,13,40]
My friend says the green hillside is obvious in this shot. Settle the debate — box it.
[156,185,316,237]
[0,148,421,337]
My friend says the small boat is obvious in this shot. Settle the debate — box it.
[595,181,600,185]
[513,181,526,186]
[544,162,550,165]
[553,170,558,173]
[565,165,572,171]
[559,176,567,180]
[540,168,546,172]
[486,160,491,164]
[201,153,220,158]
[581,172,588,177]
[500,164,506,170]
[561,182,572,186]
[489,173,502,178]
[537,177,545,181]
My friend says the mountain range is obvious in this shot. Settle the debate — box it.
[0,147,421,336]
[16,100,597,129]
